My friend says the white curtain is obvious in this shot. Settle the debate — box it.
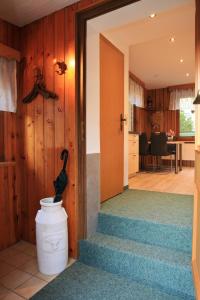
[129,78,144,108]
[169,88,195,110]
[0,57,17,113]
[128,101,134,132]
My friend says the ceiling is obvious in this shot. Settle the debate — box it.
[0,0,80,27]
[89,0,195,89]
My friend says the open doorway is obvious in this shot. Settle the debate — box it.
[127,2,195,195]
[84,2,195,297]
[86,0,195,234]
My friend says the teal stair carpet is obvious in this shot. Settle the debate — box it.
[31,189,195,300]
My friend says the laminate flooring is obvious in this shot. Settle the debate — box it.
[129,167,194,195]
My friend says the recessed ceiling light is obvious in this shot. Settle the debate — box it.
[169,37,175,43]
[149,13,156,18]
[186,73,190,77]
[180,58,184,63]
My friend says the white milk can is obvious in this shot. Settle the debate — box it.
[35,197,68,275]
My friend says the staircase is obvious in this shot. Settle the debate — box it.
[32,190,195,300]
[80,191,195,299]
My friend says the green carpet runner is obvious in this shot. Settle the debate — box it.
[31,190,195,300]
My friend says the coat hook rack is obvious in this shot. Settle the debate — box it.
[22,67,58,104]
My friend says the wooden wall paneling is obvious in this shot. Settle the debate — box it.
[6,23,19,50]
[25,23,36,242]
[155,89,160,110]
[147,88,170,111]
[152,90,156,110]
[160,89,164,111]
[54,10,65,181]
[0,42,20,61]
[0,19,19,50]
[163,88,170,110]
[0,19,20,247]
[146,87,185,137]
[33,20,45,243]
[0,167,9,249]
[18,26,28,240]
[43,14,55,197]
[7,165,16,243]
[0,165,18,250]
[3,113,13,161]
[16,0,139,257]
[65,5,78,256]
[11,112,17,161]
[0,18,19,164]
[0,19,7,44]
[0,111,4,160]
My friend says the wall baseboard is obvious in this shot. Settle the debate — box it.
[124,185,129,190]
[192,259,200,300]
[162,160,194,167]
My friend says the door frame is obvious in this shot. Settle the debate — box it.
[75,0,139,240]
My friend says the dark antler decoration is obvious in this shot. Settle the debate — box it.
[22,67,58,104]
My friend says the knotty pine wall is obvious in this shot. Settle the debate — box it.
[134,106,149,134]
[133,87,179,138]
[18,0,109,257]
[18,11,76,255]
[1,0,196,258]
[0,19,20,249]
[146,88,179,136]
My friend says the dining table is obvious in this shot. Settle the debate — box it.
[167,141,182,174]
[148,140,183,174]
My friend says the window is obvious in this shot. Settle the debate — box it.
[0,57,17,113]
[129,77,144,132]
[179,97,195,137]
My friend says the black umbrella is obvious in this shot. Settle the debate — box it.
[53,149,69,203]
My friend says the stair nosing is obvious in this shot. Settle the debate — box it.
[99,211,192,230]
[81,232,192,269]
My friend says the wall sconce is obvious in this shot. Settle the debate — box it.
[193,90,200,105]
[53,58,67,75]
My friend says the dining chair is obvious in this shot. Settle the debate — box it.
[139,132,149,170]
[150,132,174,171]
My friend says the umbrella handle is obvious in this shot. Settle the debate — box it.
[61,149,68,171]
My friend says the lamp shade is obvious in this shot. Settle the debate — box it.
[193,90,200,104]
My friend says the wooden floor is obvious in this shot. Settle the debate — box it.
[129,167,194,195]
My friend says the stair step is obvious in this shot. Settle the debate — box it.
[31,262,194,300]
[97,212,192,253]
[80,233,194,298]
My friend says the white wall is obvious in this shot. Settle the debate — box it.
[86,25,100,154]
[86,23,129,186]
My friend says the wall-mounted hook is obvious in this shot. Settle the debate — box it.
[53,58,67,75]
